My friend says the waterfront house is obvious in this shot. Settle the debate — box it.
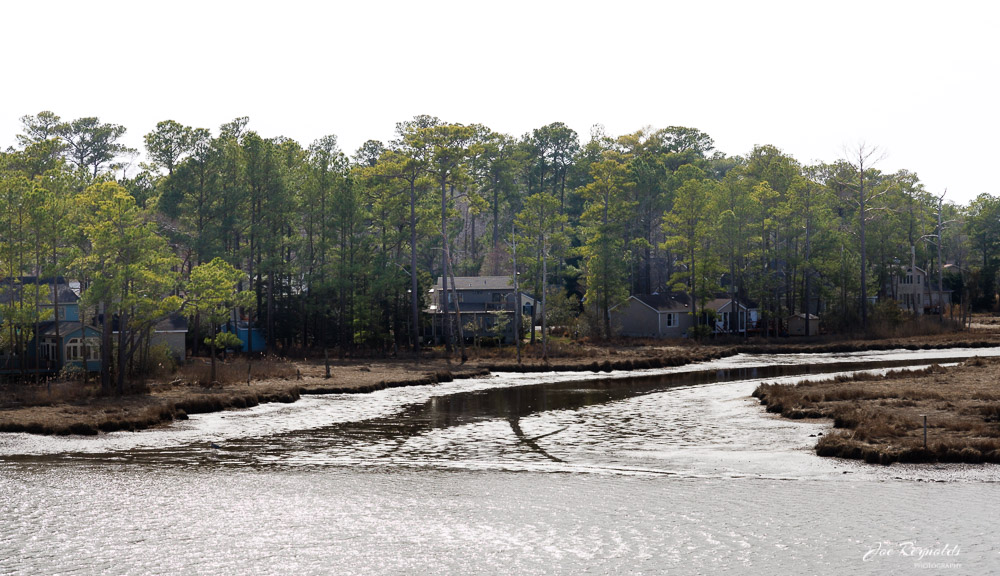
[889,266,952,315]
[704,297,751,335]
[37,321,103,372]
[610,293,694,338]
[0,277,97,373]
[0,277,190,373]
[0,276,81,322]
[151,313,189,361]
[426,276,531,344]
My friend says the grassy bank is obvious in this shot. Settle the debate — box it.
[753,358,1000,464]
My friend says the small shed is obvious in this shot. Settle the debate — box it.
[786,313,820,336]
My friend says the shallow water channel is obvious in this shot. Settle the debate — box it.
[2,348,997,574]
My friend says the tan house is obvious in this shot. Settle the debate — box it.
[152,313,189,361]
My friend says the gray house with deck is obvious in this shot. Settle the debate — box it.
[427,276,533,344]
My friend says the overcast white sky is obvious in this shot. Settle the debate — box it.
[2,1,996,204]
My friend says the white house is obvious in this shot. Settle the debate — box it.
[890,266,951,315]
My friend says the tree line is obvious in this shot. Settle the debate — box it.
[1,111,996,380]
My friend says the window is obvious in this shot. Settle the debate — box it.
[665,313,676,327]
[66,337,100,362]
[85,338,100,360]
[67,338,80,361]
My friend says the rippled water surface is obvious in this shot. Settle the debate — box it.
[2,348,998,574]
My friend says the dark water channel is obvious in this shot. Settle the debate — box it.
[298,357,961,465]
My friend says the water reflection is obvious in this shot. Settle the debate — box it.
[246,357,971,465]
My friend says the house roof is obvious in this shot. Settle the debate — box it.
[432,276,515,291]
[631,293,691,312]
[0,277,79,306]
[38,321,100,338]
[706,297,749,312]
[787,313,820,320]
[156,312,189,333]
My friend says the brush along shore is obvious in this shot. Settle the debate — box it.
[753,358,1000,464]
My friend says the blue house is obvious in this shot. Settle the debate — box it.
[0,277,189,373]
[221,319,265,353]
[0,277,81,320]
[37,321,102,372]
[0,277,95,373]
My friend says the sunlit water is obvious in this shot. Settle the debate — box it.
[2,348,998,574]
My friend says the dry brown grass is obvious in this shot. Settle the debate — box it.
[177,356,299,386]
[868,316,965,339]
[0,380,99,408]
[754,358,1000,464]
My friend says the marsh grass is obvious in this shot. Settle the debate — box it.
[753,359,1000,464]
[0,380,99,408]
[868,315,964,339]
[177,356,298,386]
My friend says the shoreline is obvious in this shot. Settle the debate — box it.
[2,335,999,438]
[0,364,492,437]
